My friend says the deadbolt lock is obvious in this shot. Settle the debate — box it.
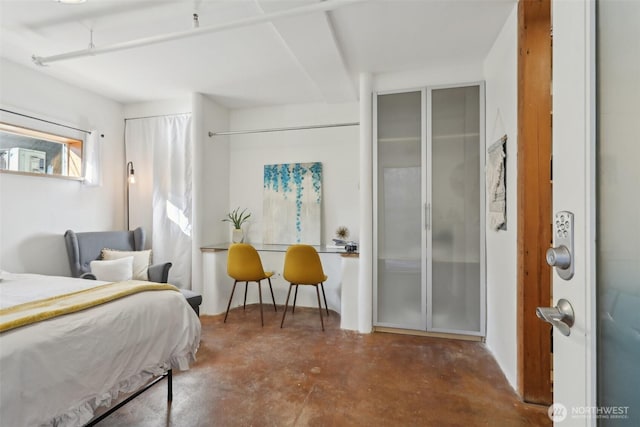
[548,211,574,280]
[546,245,571,270]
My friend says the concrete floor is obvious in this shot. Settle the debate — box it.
[100,304,550,426]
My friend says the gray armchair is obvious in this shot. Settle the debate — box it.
[64,228,201,315]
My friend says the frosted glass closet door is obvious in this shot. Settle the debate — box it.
[429,86,482,333]
[597,1,640,422]
[375,91,424,328]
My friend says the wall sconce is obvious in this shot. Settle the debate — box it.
[127,161,136,184]
[126,161,135,230]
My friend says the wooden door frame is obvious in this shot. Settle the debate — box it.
[517,0,553,405]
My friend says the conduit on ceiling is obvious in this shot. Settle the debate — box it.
[32,0,367,66]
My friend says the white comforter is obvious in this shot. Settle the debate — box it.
[0,271,201,427]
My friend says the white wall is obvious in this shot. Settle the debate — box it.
[227,102,360,246]
[194,94,230,298]
[201,96,230,247]
[482,4,518,390]
[0,58,124,276]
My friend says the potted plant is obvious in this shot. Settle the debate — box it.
[222,207,251,243]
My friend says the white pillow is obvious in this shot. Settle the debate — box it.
[90,257,134,282]
[101,249,152,281]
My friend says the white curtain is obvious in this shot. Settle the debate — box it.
[125,114,192,288]
[82,130,101,186]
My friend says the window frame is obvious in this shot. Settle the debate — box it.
[0,122,84,181]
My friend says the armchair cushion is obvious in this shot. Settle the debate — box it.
[89,257,134,282]
[101,249,152,281]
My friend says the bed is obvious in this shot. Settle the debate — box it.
[0,270,201,427]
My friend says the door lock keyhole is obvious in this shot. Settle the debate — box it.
[548,211,574,280]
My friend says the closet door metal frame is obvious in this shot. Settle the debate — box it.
[425,88,433,332]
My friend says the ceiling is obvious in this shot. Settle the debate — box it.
[0,0,515,109]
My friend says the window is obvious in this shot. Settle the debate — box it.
[0,122,83,179]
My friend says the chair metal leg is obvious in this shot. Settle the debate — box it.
[268,277,277,312]
[243,281,249,310]
[292,284,299,313]
[280,283,294,328]
[224,280,239,323]
[315,284,325,331]
[258,281,264,327]
[320,282,329,316]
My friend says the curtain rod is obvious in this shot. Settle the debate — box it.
[125,112,191,121]
[0,108,97,135]
[208,122,360,137]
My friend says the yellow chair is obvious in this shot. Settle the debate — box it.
[280,244,329,331]
[224,243,277,327]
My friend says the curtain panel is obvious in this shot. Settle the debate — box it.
[82,130,101,186]
[124,114,193,288]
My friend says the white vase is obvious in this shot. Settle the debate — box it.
[232,228,244,243]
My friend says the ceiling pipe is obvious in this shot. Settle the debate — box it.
[32,0,367,66]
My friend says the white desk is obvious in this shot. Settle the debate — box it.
[200,243,360,330]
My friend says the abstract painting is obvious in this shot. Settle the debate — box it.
[263,162,322,245]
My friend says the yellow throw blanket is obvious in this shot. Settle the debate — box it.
[0,280,179,333]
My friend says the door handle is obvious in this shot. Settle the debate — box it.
[536,298,575,336]
[546,245,571,269]
[424,203,431,230]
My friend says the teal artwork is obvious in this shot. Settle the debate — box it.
[263,162,322,245]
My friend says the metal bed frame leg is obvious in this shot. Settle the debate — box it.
[84,369,173,426]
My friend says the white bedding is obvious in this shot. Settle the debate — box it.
[0,271,201,427]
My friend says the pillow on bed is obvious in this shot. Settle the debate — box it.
[90,257,134,282]
[101,249,152,281]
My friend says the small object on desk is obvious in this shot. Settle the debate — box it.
[326,238,347,250]
[325,245,345,250]
[345,242,358,253]
[335,226,350,241]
